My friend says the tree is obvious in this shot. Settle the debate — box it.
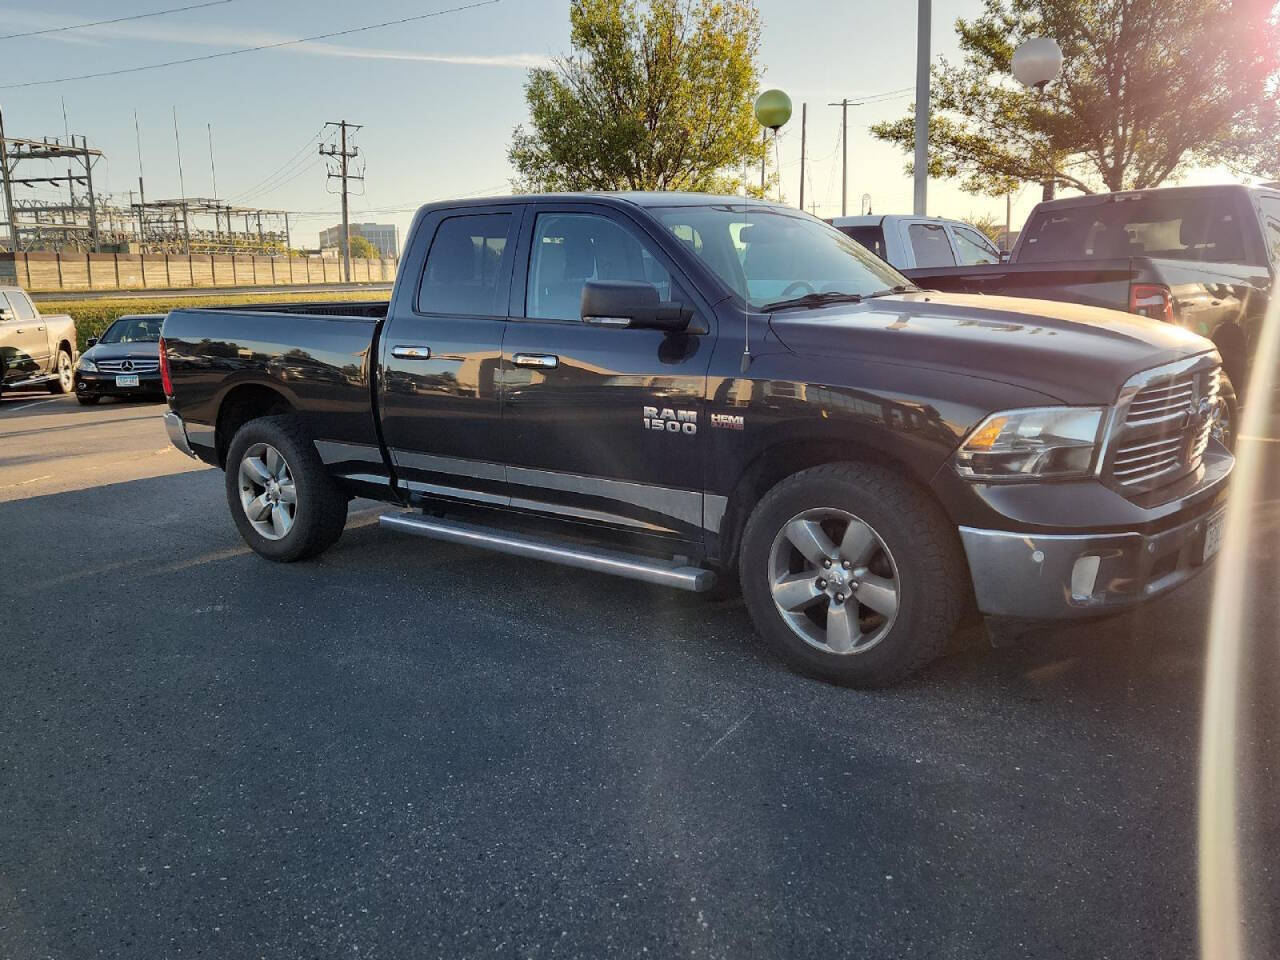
[872,0,1280,198]
[960,212,1004,245]
[347,235,378,259]
[509,0,768,194]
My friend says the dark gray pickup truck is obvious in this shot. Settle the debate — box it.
[903,184,1277,401]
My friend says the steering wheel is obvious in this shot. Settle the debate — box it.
[777,280,815,300]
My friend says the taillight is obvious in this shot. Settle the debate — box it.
[1129,283,1174,323]
[159,336,173,395]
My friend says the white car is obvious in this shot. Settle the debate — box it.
[829,215,1005,270]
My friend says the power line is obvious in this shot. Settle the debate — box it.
[0,0,502,89]
[0,0,236,41]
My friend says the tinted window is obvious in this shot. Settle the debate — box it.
[907,223,956,267]
[6,291,35,320]
[837,225,887,261]
[1258,196,1280,265]
[952,226,1000,265]
[1019,195,1256,264]
[417,214,512,315]
[527,213,672,322]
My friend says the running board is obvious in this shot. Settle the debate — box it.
[5,373,56,389]
[379,512,716,593]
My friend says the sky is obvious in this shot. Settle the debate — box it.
[0,0,1246,251]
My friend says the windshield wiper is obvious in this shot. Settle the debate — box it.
[761,290,865,311]
[862,284,921,299]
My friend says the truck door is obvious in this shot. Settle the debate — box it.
[377,205,524,503]
[0,291,47,384]
[499,205,713,541]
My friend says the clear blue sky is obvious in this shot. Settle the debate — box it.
[0,0,1235,250]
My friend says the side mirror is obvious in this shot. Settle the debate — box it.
[581,280,693,332]
[999,250,1012,263]
[86,337,99,348]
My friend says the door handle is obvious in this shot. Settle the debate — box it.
[513,353,559,369]
[391,345,432,359]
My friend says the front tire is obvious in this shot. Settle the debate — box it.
[739,463,967,687]
[48,349,73,394]
[224,415,348,562]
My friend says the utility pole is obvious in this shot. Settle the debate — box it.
[827,98,852,216]
[759,128,766,195]
[913,0,932,216]
[82,136,100,252]
[320,120,362,282]
[1005,191,1012,250]
[0,109,17,252]
[207,123,218,200]
[798,102,806,213]
[173,107,189,254]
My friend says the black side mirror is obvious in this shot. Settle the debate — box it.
[581,280,693,332]
[86,337,99,348]
[999,250,1012,263]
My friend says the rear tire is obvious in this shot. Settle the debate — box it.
[739,462,967,687]
[48,349,73,394]
[224,415,348,562]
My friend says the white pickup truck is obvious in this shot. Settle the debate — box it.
[830,215,1005,270]
[0,287,78,395]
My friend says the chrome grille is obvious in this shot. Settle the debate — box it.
[96,358,159,374]
[1106,357,1221,494]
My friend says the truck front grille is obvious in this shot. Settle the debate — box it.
[1105,357,1221,495]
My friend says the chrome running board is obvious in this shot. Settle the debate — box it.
[379,512,716,593]
[5,373,56,388]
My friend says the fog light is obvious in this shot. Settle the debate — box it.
[76,381,86,391]
[1070,555,1101,601]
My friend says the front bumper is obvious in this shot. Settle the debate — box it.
[959,495,1227,619]
[164,411,196,459]
[74,370,164,397]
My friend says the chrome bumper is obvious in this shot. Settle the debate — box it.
[163,410,195,459]
[959,501,1226,619]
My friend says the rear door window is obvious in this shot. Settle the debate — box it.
[6,291,36,320]
[417,213,515,316]
[907,222,956,268]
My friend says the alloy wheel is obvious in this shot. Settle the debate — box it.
[237,443,297,541]
[58,353,72,391]
[767,507,900,655]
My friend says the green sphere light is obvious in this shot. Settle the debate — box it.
[754,89,792,130]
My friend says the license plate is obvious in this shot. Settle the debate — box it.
[115,374,140,388]
[1202,510,1226,563]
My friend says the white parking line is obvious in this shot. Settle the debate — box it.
[4,396,63,413]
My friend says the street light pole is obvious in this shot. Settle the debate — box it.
[912,0,931,216]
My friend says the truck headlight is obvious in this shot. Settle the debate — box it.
[955,406,1105,480]
[77,357,97,373]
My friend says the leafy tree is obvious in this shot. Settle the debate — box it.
[346,235,378,259]
[509,0,769,194]
[872,0,1280,198]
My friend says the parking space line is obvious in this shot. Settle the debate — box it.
[3,397,64,413]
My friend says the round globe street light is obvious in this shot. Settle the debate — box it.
[754,89,792,197]
[1012,37,1063,91]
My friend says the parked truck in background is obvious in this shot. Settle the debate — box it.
[160,193,1233,687]
[901,184,1277,401]
[0,287,77,396]
[830,215,1005,270]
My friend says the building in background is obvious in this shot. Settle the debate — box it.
[318,222,400,258]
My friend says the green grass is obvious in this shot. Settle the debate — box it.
[36,290,392,353]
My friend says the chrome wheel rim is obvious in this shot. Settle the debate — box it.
[767,507,900,656]
[58,353,72,390]
[237,443,296,541]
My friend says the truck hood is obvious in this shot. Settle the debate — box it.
[767,291,1217,405]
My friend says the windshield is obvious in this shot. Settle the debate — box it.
[653,204,907,308]
[100,317,162,343]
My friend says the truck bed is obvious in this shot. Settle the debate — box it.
[161,302,387,469]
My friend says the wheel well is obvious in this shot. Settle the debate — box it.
[57,339,73,357]
[215,384,294,467]
[717,440,931,568]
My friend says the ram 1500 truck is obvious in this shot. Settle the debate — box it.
[161,193,1234,687]
[902,184,1277,403]
[0,286,77,395]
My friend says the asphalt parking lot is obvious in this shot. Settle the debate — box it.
[2,393,1278,959]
